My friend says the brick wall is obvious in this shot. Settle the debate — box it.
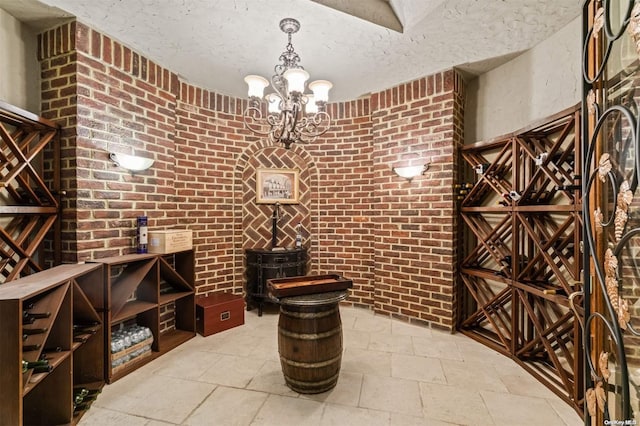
[39,21,179,263]
[369,72,465,330]
[37,20,464,329]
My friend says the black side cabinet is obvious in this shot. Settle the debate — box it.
[245,248,307,316]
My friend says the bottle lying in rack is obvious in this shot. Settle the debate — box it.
[22,327,48,340]
[73,387,101,412]
[22,344,41,352]
[73,321,100,343]
[22,359,50,373]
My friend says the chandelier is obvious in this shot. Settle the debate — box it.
[243,18,333,149]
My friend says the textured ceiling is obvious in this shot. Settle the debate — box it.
[1,0,582,102]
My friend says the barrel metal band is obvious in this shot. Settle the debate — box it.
[280,305,339,319]
[279,353,342,369]
[278,325,342,340]
[283,371,340,388]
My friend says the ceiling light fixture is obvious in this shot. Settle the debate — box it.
[243,18,332,149]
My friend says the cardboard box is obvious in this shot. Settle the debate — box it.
[148,229,192,254]
[196,292,245,336]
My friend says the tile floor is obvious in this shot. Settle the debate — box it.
[79,305,584,426]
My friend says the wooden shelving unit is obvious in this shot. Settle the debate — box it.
[0,100,61,281]
[458,105,584,414]
[0,263,104,425]
[91,250,195,383]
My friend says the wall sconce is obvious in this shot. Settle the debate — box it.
[392,164,429,182]
[110,152,154,172]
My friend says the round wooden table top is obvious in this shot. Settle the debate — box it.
[279,290,348,307]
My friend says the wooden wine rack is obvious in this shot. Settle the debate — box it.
[458,105,584,415]
[0,263,104,425]
[90,250,196,383]
[0,100,61,282]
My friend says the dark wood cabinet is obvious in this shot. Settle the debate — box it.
[0,263,104,425]
[90,250,195,383]
[245,248,307,315]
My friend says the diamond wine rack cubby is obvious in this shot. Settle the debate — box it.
[458,105,584,415]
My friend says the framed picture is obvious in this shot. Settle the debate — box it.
[256,168,300,204]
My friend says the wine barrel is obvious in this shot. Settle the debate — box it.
[278,297,344,394]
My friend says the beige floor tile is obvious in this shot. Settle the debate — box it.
[368,332,414,354]
[499,373,559,399]
[79,306,584,426]
[389,412,432,425]
[546,397,583,426]
[198,354,266,387]
[360,375,423,417]
[420,382,495,426]
[320,403,390,425]
[204,331,263,356]
[343,327,371,349]
[481,390,567,426]
[391,320,434,338]
[412,335,464,361]
[152,349,223,380]
[342,347,392,376]
[76,406,150,426]
[300,371,363,406]
[93,374,214,424]
[182,386,268,426]
[248,334,279,355]
[252,394,324,426]
[246,359,299,396]
[440,358,508,392]
[352,314,392,333]
[391,353,446,384]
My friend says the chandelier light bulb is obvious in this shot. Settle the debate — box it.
[244,75,269,98]
[305,95,318,114]
[283,68,309,94]
[309,80,332,103]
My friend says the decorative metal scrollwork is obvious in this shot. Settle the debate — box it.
[582,0,640,422]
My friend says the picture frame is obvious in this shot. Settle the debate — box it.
[256,168,300,204]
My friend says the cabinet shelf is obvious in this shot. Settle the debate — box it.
[159,290,193,305]
[112,300,157,323]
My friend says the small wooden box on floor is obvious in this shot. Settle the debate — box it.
[196,292,245,336]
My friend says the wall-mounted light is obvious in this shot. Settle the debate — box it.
[392,164,429,182]
[110,152,154,172]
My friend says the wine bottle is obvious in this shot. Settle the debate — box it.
[23,311,51,319]
[22,344,41,352]
[32,364,54,374]
[74,388,89,404]
[22,359,50,373]
[23,327,48,335]
[73,324,99,334]
[73,335,89,343]
[43,346,63,352]
[73,392,99,412]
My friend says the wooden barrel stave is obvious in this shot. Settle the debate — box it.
[278,303,343,393]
